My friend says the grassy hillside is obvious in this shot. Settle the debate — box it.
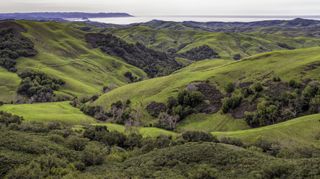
[213,114,320,148]
[0,21,147,102]
[0,102,177,137]
[177,113,249,132]
[0,67,21,102]
[0,102,95,124]
[110,25,320,59]
[93,47,320,127]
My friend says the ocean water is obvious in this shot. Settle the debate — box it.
[69,16,320,25]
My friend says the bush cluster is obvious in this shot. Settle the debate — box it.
[0,27,37,72]
[155,90,206,130]
[178,45,220,61]
[17,71,65,103]
[222,79,320,127]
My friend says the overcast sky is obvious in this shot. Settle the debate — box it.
[1,0,320,16]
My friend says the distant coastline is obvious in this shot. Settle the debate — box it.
[0,12,132,21]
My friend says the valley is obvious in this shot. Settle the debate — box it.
[0,18,320,178]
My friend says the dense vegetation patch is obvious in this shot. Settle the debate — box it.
[0,111,23,126]
[0,22,37,72]
[17,71,65,103]
[222,78,320,127]
[86,33,182,77]
[146,82,224,130]
[0,110,319,178]
[177,45,220,61]
[72,98,140,126]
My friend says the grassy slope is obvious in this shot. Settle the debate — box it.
[0,21,147,102]
[111,25,320,59]
[0,67,21,102]
[94,47,320,130]
[213,114,320,148]
[0,102,177,137]
[93,123,177,137]
[177,113,249,132]
[0,102,95,124]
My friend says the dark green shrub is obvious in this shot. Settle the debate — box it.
[233,54,241,60]
[49,134,65,144]
[82,142,108,166]
[124,71,140,82]
[303,82,319,98]
[16,122,50,133]
[124,133,143,149]
[83,126,126,147]
[188,164,218,179]
[309,95,320,113]
[219,137,244,147]
[7,154,72,178]
[225,82,235,93]
[272,76,281,82]
[17,71,65,102]
[0,111,23,127]
[146,101,167,117]
[289,79,300,88]
[141,135,173,152]
[177,90,205,108]
[241,87,254,98]
[66,136,88,151]
[182,131,217,142]
[178,45,220,61]
[262,164,291,179]
[222,95,242,113]
[254,139,280,156]
[252,82,263,92]
[47,122,62,130]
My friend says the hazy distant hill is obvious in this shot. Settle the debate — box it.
[131,18,320,37]
[0,12,132,21]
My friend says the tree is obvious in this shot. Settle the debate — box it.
[158,112,179,130]
[82,142,108,166]
[252,82,263,92]
[233,54,241,60]
[66,136,88,151]
[124,133,143,149]
[182,131,217,142]
[310,95,320,113]
[222,95,242,113]
[225,82,235,93]
[0,111,23,127]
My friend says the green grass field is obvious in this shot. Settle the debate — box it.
[0,67,20,102]
[213,114,320,148]
[0,102,96,124]
[177,113,249,132]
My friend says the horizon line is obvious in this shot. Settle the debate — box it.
[0,12,320,17]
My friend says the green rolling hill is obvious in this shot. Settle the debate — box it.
[109,25,320,59]
[93,47,320,125]
[0,19,320,178]
[213,114,320,149]
[0,21,147,103]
